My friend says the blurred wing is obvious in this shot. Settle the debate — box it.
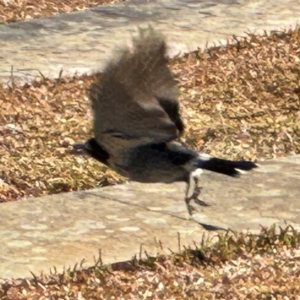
[89,27,184,160]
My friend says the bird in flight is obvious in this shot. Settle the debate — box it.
[74,27,258,216]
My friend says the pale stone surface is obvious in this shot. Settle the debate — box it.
[0,0,300,281]
[0,156,300,279]
[0,183,205,279]
[0,0,299,85]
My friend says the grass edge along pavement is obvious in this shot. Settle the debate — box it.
[0,225,300,298]
[0,26,299,202]
[0,0,123,25]
[0,21,299,300]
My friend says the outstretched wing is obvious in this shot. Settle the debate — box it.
[89,27,184,162]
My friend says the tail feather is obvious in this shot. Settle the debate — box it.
[197,157,258,177]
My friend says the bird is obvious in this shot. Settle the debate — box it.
[75,27,258,216]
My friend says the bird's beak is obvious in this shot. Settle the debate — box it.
[69,143,87,155]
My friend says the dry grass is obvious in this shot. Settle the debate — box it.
[176,30,300,161]
[0,0,124,24]
[0,3,300,297]
[1,225,300,299]
[0,27,299,202]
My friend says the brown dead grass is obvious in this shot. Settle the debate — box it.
[176,30,300,162]
[0,0,123,24]
[0,6,300,296]
[1,225,300,299]
[0,27,299,202]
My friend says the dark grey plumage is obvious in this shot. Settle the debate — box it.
[82,27,258,216]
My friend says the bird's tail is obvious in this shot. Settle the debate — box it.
[196,155,258,177]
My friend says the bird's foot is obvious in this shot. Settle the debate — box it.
[194,197,212,207]
[184,196,195,217]
[185,185,212,217]
[185,168,213,216]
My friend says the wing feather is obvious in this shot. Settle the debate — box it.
[89,27,184,162]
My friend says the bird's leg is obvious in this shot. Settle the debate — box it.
[184,169,203,217]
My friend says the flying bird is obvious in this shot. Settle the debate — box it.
[76,27,257,216]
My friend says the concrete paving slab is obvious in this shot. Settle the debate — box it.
[1,156,299,279]
[0,0,299,85]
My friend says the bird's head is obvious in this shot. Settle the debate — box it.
[70,138,110,165]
